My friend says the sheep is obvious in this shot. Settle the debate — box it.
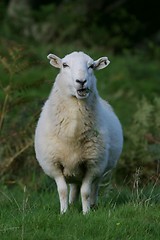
[34,51,123,214]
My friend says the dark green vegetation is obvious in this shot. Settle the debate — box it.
[1,0,160,51]
[0,1,160,239]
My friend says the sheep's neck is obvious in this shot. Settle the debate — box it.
[54,95,97,141]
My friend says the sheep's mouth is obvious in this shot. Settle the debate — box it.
[77,88,89,97]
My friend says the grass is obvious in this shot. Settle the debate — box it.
[0,183,160,240]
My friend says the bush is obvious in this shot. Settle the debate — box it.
[0,44,50,179]
[117,97,160,184]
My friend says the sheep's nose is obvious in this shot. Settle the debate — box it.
[76,79,87,86]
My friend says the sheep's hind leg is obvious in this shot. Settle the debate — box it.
[90,180,100,209]
[80,174,93,214]
[69,184,79,204]
[55,176,68,214]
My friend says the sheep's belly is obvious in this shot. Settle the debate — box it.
[62,165,86,183]
[37,134,106,182]
[54,140,104,183]
[56,150,88,183]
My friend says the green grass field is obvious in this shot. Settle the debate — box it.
[0,184,160,240]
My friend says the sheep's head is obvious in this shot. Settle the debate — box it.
[47,51,110,99]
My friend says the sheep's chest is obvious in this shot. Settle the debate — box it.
[50,100,105,182]
[52,128,105,183]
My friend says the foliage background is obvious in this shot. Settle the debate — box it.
[0,0,160,187]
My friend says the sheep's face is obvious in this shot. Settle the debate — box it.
[47,52,110,99]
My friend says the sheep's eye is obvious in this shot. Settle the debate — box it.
[63,63,69,68]
[88,64,94,69]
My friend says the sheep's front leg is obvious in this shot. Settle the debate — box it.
[55,176,68,214]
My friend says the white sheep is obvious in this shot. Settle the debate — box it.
[35,51,123,214]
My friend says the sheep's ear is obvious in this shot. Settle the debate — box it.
[47,53,62,68]
[94,57,110,70]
